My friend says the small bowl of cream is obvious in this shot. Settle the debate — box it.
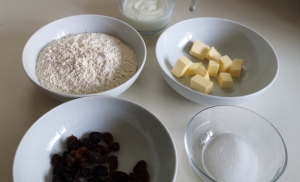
[117,0,197,34]
[184,105,287,182]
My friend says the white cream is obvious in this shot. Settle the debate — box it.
[121,0,171,32]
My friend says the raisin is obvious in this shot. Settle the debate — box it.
[52,174,64,182]
[96,155,108,164]
[61,173,73,182]
[93,167,108,177]
[89,132,102,144]
[137,168,149,182]
[103,178,115,182]
[109,170,115,178]
[98,145,111,155]
[51,154,62,166]
[77,147,88,155]
[67,135,80,152]
[129,172,140,182]
[113,171,130,181]
[73,169,82,180]
[66,154,77,167]
[78,156,88,164]
[108,142,120,151]
[80,138,90,149]
[133,160,147,174]
[61,151,68,167]
[87,177,103,182]
[103,132,114,143]
[108,156,118,162]
[53,165,66,175]
[95,164,108,171]
[109,159,118,170]
[64,166,80,173]
[81,168,91,178]
[87,150,102,163]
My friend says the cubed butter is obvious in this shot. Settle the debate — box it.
[195,65,210,80]
[230,59,243,77]
[207,60,220,77]
[189,40,210,60]
[219,55,233,72]
[171,56,193,78]
[206,47,222,62]
[191,74,213,94]
[184,62,203,76]
[218,72,233,88]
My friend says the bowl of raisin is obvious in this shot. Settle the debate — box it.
[13,96,177,182]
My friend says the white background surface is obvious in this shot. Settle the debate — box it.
[1,0,299,181]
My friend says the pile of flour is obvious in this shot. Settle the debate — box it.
[36,33,138,94]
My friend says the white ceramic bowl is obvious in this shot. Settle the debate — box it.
[22,14,147,102]
[156,17,278,105]
[13,96,177,182]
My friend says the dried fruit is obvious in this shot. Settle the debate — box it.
[133,160,147,173]
[61,151,68,166]
[89,132,102,144]
[66,154,77,167]
[107,155,118,163]
[51,154,61,166]
[103,132,113,143]
[98,145,111,155]
[93,167,108,177]
[52,165,66,175]
[87,177,103,182]
[67,135,80,152]
[50,131,149,182]
[109,160,118,170]
[108,141,120,151]
[113,171,130,181]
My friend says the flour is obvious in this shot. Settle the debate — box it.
[36,33,138,94]
[202,133,259,182]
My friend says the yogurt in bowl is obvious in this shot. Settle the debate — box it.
[118,0,174,34]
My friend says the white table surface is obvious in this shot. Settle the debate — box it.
[1,0,299,181]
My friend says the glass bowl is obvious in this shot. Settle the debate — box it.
[184,106,287,182]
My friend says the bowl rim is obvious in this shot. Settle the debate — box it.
[13,95,178,181]
[155,17,279,101]
[22,14,147,97]
[184,105,288,182]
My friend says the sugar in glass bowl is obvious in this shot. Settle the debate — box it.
[22,14,146,102]
[13,96,177,182]
[184,105,287,182]
[155,17,278,105]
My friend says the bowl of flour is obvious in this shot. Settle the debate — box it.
[22,14,146,102]
[184,106,287,182]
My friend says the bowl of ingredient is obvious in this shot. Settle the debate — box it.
[155,17,278,105]
[13,96,177,182]
[22,14,146,102]
[184,105,287,182]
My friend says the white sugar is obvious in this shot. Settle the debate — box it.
[202,133,259,182]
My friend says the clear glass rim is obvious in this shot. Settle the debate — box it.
[184,105,288,182]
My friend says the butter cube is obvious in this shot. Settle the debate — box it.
[189,40,210,60]
[171,56,193,78]
[207,60,220,77]
[195,65,210,80]
[191,74,213,94]
[219,55,233,72]
[184,62,203,76]
[230,59,243,77]
[218,72,233,88]
[206,47,222,62]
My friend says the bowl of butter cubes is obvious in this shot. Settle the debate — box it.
[155,17,278,105]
